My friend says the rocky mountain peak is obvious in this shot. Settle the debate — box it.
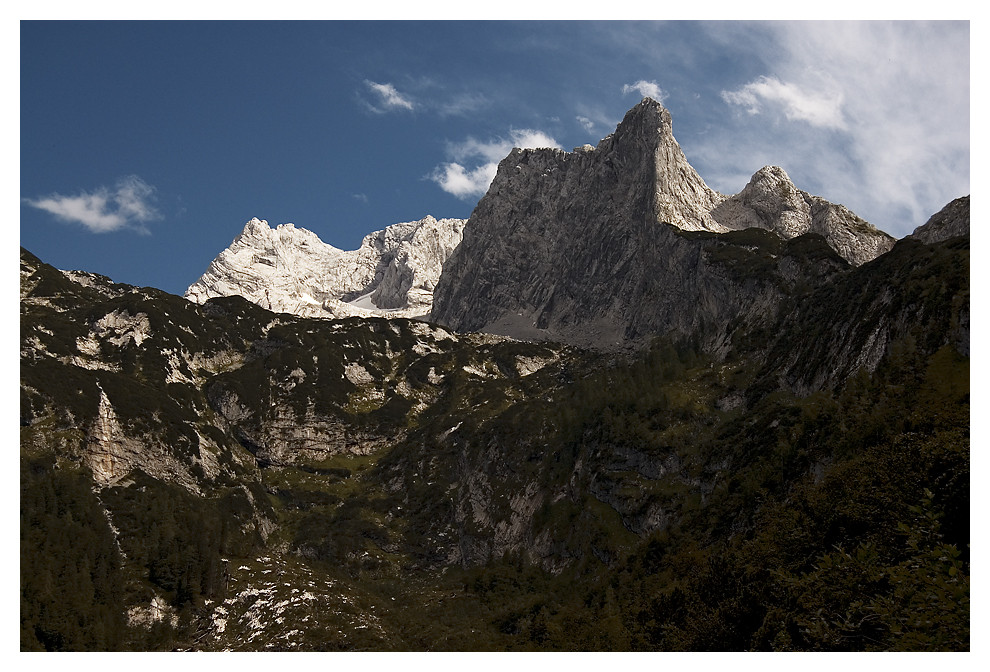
[431,99,901,350]
[603,97,726,232]
[229,218,329,262]
[185,215,465,319]
[710,163,895,265]
[611,96,674,144]
[241,216,267,234]
[712,165,812,239]
[739,165,802,204]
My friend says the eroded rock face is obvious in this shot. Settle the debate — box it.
[711,165,895,266]
[185,215,465,319]
[84,387,232,493]
[431,98,867,351]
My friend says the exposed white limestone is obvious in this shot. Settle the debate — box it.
[92,309,152,347]
[515,353,557,377]
[185,215,465,319]
[128,595,178,628]
[343,362,375,386]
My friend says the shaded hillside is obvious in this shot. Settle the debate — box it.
[21,208,968,650]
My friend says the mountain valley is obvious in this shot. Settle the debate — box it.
[20,99,969,652]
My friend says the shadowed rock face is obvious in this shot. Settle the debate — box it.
[431,98,887,351]
[908,195,970,244]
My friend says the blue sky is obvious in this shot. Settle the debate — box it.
[20,20,970,296]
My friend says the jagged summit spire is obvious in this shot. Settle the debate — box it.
[432,98,898,349]
[597,97,726,232]
[604,97,675,150]
[623,96,672,125]
[241,217,270,235]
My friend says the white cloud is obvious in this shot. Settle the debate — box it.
[448,129,561,164]
[430,162,500,200]
[431,129,562,200]
[364,80,415,112]
[692,21,969,237]
[573,103,622,140]
[721,75,846,130]
[622,80,667,103]
[24,175,161,234]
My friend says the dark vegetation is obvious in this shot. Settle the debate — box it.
[21,456,124,651]
[440,340,969,651]
[19,230,969,651]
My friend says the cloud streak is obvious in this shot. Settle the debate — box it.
[363,80,415,113]
[24,175,161,233]
[436,92,489,117]
[721,75,846,130]
[430,129,562,200]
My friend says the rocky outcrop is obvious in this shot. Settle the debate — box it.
[431,98,860,352]
[84,387,232,493]
[908,195,970,244]
[185,215,465,319]
[711,165,895,265]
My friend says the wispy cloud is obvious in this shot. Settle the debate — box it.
[430,129,562,200]
[24,175,161,234]
[687,21,969,237]
[360,79,493,119]
[352,193,369,203]
[436,92,489,117]
[622,80,667,103]
[573,102,622,140]
[721,75,846,130]
[363,80,415,113]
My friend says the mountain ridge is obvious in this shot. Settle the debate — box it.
[20,214,970,649]
[186,99,893,343]
[431,98,895,353]
[19,96,969,652]
[185,215,465,319]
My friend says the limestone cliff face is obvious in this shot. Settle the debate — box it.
[431,98,863,352]
[369,217,465,309]
[185,215,465,319]
[711,165,895,265]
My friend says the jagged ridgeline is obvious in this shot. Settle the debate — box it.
[431,98,895,352]
[21,100,968,651]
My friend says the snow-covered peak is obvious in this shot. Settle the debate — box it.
[185,216,465,319]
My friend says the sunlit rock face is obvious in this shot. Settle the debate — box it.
[185,215,466,319]
[711,165,895,266]
[431,98,896,351]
